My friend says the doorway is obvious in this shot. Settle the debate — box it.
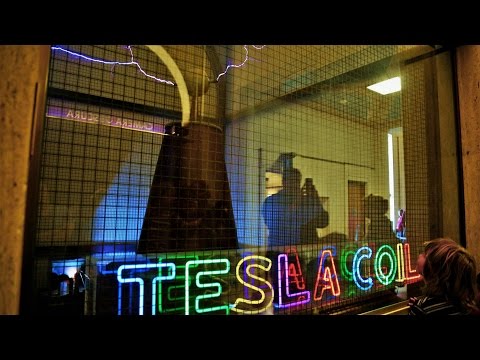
[348,180,366,241]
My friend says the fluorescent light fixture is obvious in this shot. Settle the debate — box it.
[367,76,401,95]
[388,133,395,228]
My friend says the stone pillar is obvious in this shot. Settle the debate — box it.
[401,56,431,258]
[456,46,480,267]
[0,45,50,314]
[435,52,460,243]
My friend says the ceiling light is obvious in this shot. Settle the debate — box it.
[367,76,401,95]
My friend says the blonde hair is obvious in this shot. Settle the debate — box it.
[422,238,478,312]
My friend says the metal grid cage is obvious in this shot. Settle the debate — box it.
[30,44,458,315]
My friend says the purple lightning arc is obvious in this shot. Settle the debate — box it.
[216,45,266,82]
[51,46,175,86]
[51,45,266,85]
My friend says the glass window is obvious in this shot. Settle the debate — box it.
[31,45,459,315]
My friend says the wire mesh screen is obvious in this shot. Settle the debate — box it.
[32,45,458,315]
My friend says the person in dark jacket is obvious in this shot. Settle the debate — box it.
[363,194,398,243]
[262,168,328,248]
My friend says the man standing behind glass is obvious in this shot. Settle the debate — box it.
[262,168,328,248]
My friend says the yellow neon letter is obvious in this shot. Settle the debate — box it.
[231,255,273,314]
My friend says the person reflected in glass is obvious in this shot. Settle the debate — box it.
[262,168,328,249]
[363,194,398,243]
[396,208,406,239]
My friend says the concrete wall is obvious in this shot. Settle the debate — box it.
[0,46,50,314]
[436,52,460,243]
[456,46,480,267]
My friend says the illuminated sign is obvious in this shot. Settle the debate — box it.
[277,248,310,308]
[116,242,421,315]
[46,105,167,135]
[117,263,175,315]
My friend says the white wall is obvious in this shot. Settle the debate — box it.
[226,100,391,247]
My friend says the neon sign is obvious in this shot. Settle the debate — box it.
[117,263,175,315]
[116,242,421,315]
[231,255,273,314]
[277,252,311,308]
[313,250,341,301]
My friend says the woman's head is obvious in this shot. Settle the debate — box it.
[422,238,477,310]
